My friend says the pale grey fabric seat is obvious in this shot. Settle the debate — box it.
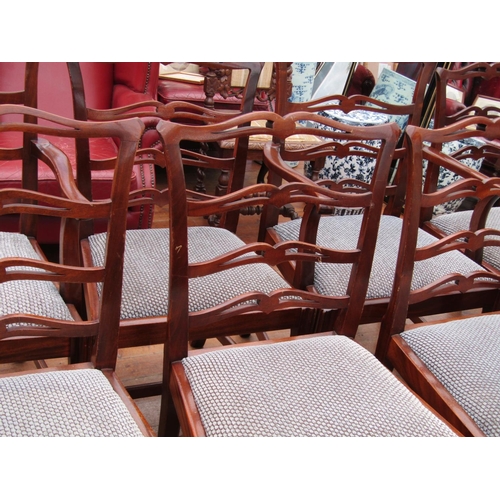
[0,232,74,324]
[431,207,500,271]
[88,227,292,320]
[0,369,144,437]
[273,214,486,299]
[400,314,500,437]
[182,335,457,437]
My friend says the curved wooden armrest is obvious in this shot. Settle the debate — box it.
[32,138,88,202]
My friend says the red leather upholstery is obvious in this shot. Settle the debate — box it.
[345,64,376,96]
[0,62,160,243]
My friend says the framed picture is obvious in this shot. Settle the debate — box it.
[311,62,356,100]
[446,84,465,103]
[473,94,500,114]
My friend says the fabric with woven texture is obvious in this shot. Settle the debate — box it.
[88,227,291,320]
[0,232,74,323]
[273,214,485,299]
[182,336,457,437]
[0,368,144,436]
[400,314,500,437]
[431,207,500,270]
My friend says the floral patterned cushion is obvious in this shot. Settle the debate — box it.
[304,110,384,214]
[424,121,484,216]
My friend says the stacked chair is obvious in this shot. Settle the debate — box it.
[150,112,459,437]
[0,105,153,436]
[376,116,500,437]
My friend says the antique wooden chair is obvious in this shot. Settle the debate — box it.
[152,112,458,437]
[0,62,161,241]
[375,117,500,437]
[250,62,437,225]
[417,63,500,272]
[0,62,170,366]
[82,109,400,401]
[0,105,154,436]
[263,113,500,339]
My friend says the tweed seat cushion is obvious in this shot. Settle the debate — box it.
[88,227,292,320]
[0,232,74,324]
[400,314,500,436]
[431,207,500,270]
[273,214,485,299]
[182,336,457,436]
[0,368,144,436]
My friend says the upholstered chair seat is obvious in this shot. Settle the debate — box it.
[180,335,457,437]
[431,208,500,271]
[0,233,73,323]
[399,314,500,437]
[88,226,292,320]
[0,369,144,437]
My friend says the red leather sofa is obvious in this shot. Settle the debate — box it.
[0,62,160,243]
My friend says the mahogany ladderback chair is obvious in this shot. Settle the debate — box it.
[0,105,153,436]
[153,112,458,437]
[375,117,500,436]
[417,63,500,272]
[83,109,400,403]
[158,62,268,227]
[0,62,161,242]
[264,62,437,218]
[265,117,500,340]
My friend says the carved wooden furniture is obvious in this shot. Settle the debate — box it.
[153,113,406,434]
[82,109,400,405]
[273,62,436,193]
[152,111,458,437]
[0,62,160,243]
[417,63,500,272]
[0,105,154,436]
[158,62,269,222]
[375,117,500,437]
[264,118,500,343]
[158,62,272,112]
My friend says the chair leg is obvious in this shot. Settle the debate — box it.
[158,391,181,437]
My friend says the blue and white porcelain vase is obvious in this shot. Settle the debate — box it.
[287,62,317,167]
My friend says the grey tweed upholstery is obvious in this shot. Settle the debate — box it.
[0,232,74,324]
[88,227,292,320]
[401,314,500,437]
[0,368,144,436]
[273,214,485,299]
[431,207,500,271]
[182,336,457,436]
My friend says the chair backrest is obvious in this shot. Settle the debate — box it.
[0,104,144,369]
[273,62,436,126]
[434,62,500,130]
[376,116,500,362]
[418,63,500,222]
[0,62,164,242]
[269,62,437,217]
[151,109,400,359]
